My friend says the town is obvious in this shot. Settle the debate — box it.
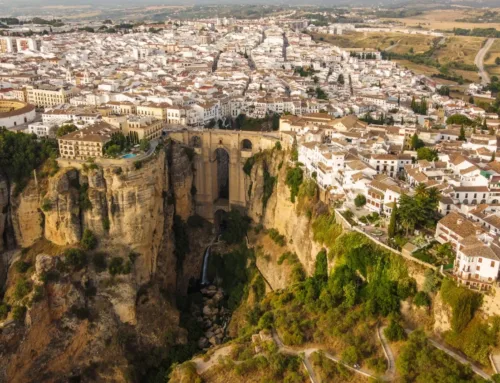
[2,8,500,382]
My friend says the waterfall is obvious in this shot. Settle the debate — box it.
[201,246,211,285]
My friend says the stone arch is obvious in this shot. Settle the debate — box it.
[214,147,229,200]
[190,135,202,148]
[241,138,253,150]
[471,199,477,205]
[492,199,499,204]
[463,199,469,205]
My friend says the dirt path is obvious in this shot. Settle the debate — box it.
[272,330,376,382]
[475,38,495,85]
[385,40,401,52]
[192,345,233,375]
[378,325,396,380]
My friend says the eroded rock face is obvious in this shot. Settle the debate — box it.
[43,168,81,246]
[245,151,322,276]
[0,143,199,383]
[170,144,195,221]
[10,181,43,248]
[0,174,9,252]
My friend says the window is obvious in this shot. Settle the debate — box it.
[479,258,482,263]
[492,261,495,267]
[476,266,480,271]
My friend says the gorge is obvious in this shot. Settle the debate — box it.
[0,132,496,383]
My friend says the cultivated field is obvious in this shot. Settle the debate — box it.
[434,36,485,67]
[382,9,500,31]
[313,32,435,54]
[484,39,500,77]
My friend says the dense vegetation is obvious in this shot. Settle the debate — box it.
[237,227,425,371]
[388,184,441,248]
[0,128,58,192]
[397,330,489,382]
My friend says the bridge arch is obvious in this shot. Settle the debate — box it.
[214,147,230,200]
[241,138,253,150]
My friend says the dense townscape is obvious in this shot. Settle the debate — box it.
[4,7,500,383]
[2,16,500,290]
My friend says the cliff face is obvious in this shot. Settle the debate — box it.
[0,142,201,382]
[0,174,9,252]
[245,150,322,276]
[43,169,81,246]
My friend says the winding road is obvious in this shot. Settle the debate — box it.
[475,38,495,86]
[378,326,396,381]
[191,326,491,381]
[272,330,376,382]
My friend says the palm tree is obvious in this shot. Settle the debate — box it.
[414,183,427,198]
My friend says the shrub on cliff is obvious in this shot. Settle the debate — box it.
[0,303,9,320]
[81,229,98,250]
[14,260,31,274]
[14,278,32,301]
[440,278,482,333]
[12,305,26,322]
[285,166,303,203]
[64,248,88,270]
[413,291,431,307]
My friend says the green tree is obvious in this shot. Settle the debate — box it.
[414,291,431,307]
[417,147,438,161]
[388,206,397,238]
[285,166,304,203]
[458,125,466,141]
[384,319,406,342]
[354,194,366,207]
[410,133,424,150]
[56,123,78,137]
[81,229,97,250]
[139,139,150,152]
[314,249,328,283]
[447,114,474,126]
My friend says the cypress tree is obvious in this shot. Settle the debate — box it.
[388,206,397,238]
[458,125,466,141]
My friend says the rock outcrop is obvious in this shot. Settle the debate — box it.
[43,168,81,246]
[10,181,43,248]
[0,174,9,252]
[245,150,322,276]
[0,142,204,382]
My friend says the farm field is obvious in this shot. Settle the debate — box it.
[484,39,500,77]
[433,36,485,67]
[312,31,435,55]
[381,9,500,31]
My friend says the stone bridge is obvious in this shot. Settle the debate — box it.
[169,130,285,222]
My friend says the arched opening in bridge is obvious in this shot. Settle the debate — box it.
[190,135,202,148]
[241,139,253,150]
[215,148,229,200]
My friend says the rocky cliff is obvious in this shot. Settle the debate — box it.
[245,149,323,276]
[0,142,205,382]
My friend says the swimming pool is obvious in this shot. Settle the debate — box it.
[121,153,137,159]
